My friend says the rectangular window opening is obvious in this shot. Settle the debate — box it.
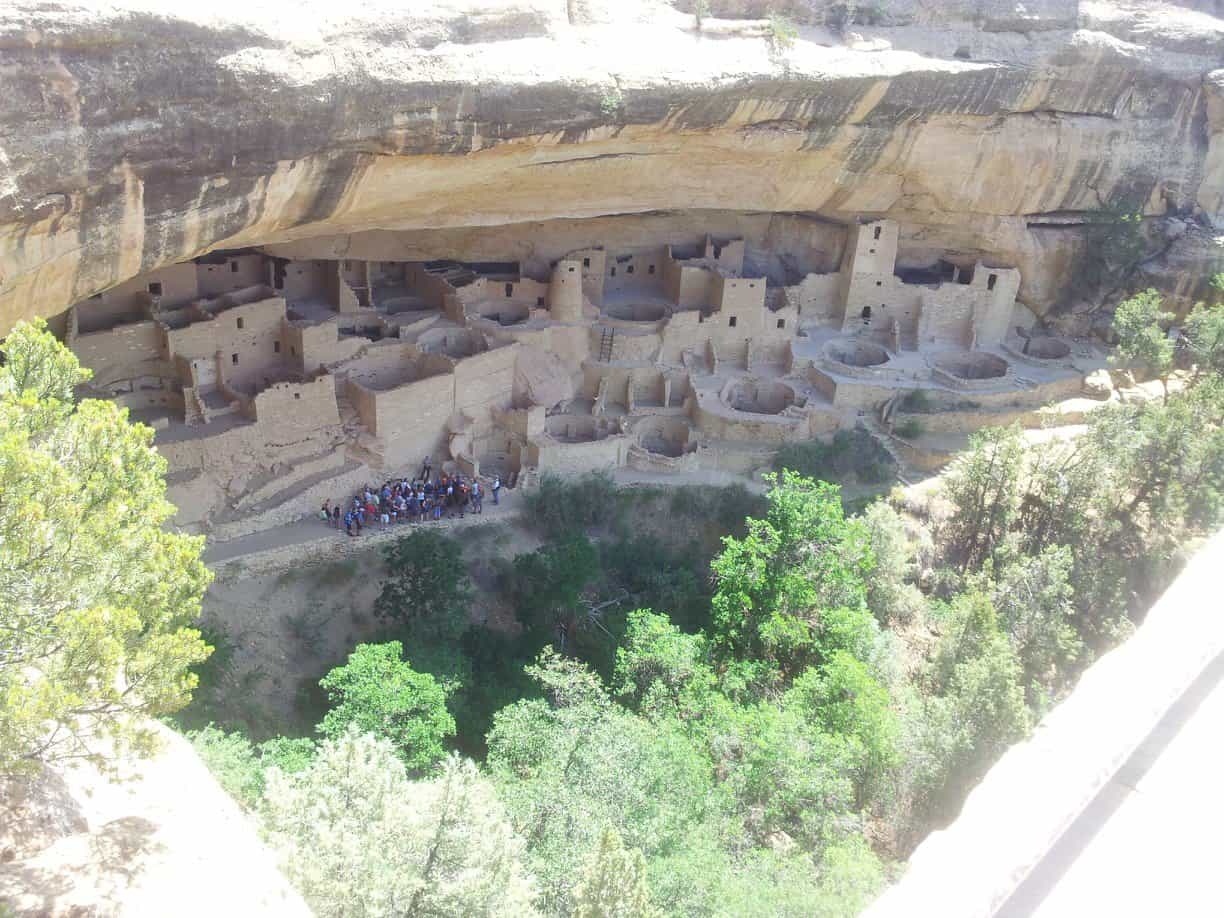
[777,319,785,329]
[583,257,591,268]
[648,264,655,275]
[627,265,635,275]
[505,283,513,297]
[728,316,737,328]
[274,340,281,353]
[873,226,882,240]
[987,273,998,291]
[231,353,239,365]
[230,261,239,273]
[236,317,244,329]
[148,282,163,296]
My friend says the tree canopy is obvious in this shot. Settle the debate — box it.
[1111,288,1175,397]
[375,530,472,642]
[318,641,455,774]
[261,728,540,917]
[0,319,210,773]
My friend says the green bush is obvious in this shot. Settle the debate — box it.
[523,470,621,536]
[895,418,924,440]
[899,389,933,413]
[767,14,798,52]
[775,428,896,487]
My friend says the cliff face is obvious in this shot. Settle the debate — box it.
[1,0,1223,333]
[0,723,309,917]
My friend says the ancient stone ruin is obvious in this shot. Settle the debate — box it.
[65,219,1092,539]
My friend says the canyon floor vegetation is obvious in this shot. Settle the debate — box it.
[2,288,1222,916]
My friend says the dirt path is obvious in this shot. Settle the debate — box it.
[203,490,524,564]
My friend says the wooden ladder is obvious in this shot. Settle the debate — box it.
[598,327,615,362]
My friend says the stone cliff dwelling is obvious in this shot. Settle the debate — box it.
[65,219,1095,539]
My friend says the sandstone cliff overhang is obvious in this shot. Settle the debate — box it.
[1,0,1223,332]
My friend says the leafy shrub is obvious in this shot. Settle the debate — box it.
[261,731,540,918]
[774,428,896,487]
[895,418,924,440]
[186,726,316,810]
[318,642,455,774]
[523,470,621,536]
[899,389,932,413]
[767,14,798,52]
[375,530,472,642]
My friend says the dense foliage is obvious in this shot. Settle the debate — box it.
[163,286,1224,913]
[318,641,455,774]
[261,729,540,916]
[0,320,210,773]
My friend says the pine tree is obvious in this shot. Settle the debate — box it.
[260,728,540,917]
[572,826,660,918]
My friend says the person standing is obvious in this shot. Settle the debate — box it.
[492,474,501,505]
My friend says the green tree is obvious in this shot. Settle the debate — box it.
[0,319,211,774]
[318,641,455,773]
[487,650,716,916]
[902,591,1029,831]
[613,609,714,712]
[785,652,898,801]
[1184,282,1224,377]
[700,698,857,851]
[860,500,925,625]
[940,425,1024,569]
[505,534,602,652]
[714,841,885,918]
[710,472,876,690]
[260,729,540,917]
[186,727,316,809]
[572,826,661,918]
[1111,288,1175,400]
[989,546,1083,705]
[375,530,472,642]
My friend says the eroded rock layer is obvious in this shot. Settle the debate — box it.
[1,0,1223,334]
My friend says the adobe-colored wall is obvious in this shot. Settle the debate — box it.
[454,344,518,414]
[374,372,455,460]
[72,320,166,389]
[252,374,340,433]
[971,266,1021,347]
[843,220,899,278]
[712,275,767,325]
[276,259,328,302]
[790,273,842,320]
[167,297,287,378]
[841,273,923,337]
[548,259,584,321]
[530,434,625,475]
[198,255,266,297]
[603,248,666,296]
[73,262,200,327]
[664,257,714,309]
[572,249,607,306]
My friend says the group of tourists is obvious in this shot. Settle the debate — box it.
[320,456,502,537]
